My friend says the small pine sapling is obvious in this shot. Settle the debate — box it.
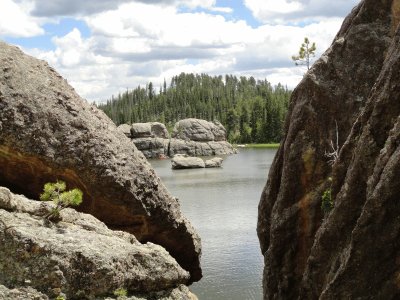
[40,180,83,221]
[114,287,128,299]
[321,177,334,214]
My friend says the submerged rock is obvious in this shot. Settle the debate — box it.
[0,41,201,281]
[258,0,400,299]
[0,187,195,300]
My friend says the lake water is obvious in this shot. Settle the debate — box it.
[150,148,276,300]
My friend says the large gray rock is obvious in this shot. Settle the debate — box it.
[0,41,201,281]
[128,120,234,159]
[172,119,226,142]
[131,123,152,138]
[171,155,205,170]
[131,122,169,139]
[169,139,235,157]
[0,187,194,300]
[257,0,400,299]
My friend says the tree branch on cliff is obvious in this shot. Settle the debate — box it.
[325,121,339,165]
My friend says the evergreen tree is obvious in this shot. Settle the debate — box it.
[97,73,292,143]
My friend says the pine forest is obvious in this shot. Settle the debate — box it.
[98,73,292,144]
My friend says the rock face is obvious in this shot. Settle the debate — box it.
[171,155,206,170]
[127,119,235,158]
[172,119,226,142]
[0,41,201,282]
[0,187,195,299]
[257,0,400,299]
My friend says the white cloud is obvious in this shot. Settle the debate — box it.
[245,0,303,16]
[244,0,361,24]
[0,0,43,37]
[6,0,356,102]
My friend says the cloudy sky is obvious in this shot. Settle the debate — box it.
[0,0,360,103]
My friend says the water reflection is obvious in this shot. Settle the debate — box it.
[150,148,276,300]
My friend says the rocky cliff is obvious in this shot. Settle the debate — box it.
[258,0,400,299]
[0,41,201,281]
[118,119,235,159]
[0,187,197,300]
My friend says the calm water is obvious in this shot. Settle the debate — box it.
[150,148,276,300]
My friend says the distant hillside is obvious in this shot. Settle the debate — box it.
[98,73,291,143]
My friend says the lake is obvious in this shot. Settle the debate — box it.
[149,148,277,300]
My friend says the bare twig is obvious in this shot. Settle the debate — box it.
[325,121,339,165]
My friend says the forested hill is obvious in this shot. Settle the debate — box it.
[97,73,291,143]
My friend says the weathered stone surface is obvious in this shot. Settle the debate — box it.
[171,155,205,169]
[0,187,193,299]
[133,138,169,159]
[117,124,132,138]
[0,285,48,300]
[131,123,152,138]
[131,122,169,139]
[104,285,198,300]
[205,157,223,168]
[169,139,235,157]
[258,0,400,299]
[150,122,169,139]
[0,41,201,281]
[172,119,226,142]
[0,284,197,300]
[128,120,234,159]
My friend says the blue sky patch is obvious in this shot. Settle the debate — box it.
[4,18,90,51]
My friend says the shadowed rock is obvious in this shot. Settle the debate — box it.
[258,0,400,298]
[0,41,201,281]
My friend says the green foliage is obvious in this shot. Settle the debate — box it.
[97,73,291,144]
[292,37,317,70]
[55,296,65,300]
[114,287,128,298]
[321,177,334,214]
[40,180,83,221]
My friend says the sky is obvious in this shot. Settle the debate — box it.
[0,0,361,103]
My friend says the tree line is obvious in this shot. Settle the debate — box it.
[97,73,291,143]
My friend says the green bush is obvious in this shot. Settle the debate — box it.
[113,287,128,298]
[321,188,333,214]
[40,180,83,221]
